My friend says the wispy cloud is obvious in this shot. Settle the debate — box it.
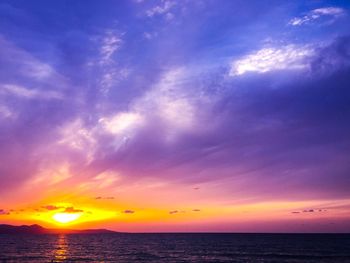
[289,7,346,26]
[57,118,97,162]
[0,36,67,85]
[146,1,175,19]
[0,105,15,119]
[1,84,63,100]
[91,29,126,93]
[99,30,122,65]
[79,170,120,190]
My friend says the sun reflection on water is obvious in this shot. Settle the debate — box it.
[52,234,68,262]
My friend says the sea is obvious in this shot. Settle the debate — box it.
[0,233,350,262]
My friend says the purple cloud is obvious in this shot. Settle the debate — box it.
[0,209,10,215]
[42,205,62,211]
[64,207,84,213]
[122,210,135,214]
[95,196,115,200]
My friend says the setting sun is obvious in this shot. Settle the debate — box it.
[53,213,81,224]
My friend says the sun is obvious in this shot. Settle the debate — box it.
[53,213,81,224]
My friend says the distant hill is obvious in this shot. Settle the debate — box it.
[0,224,117,234]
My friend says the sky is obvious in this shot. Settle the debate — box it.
[0,0,350,233]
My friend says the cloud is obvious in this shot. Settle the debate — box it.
[63,207,84,213]
[1,84,63,100]
[169,210,178,214]
[57,119,97,162]
[0,36,67,86]
[95,196,115,200]
[42,205,62,211]
[289,7,346,26]
[146,1,175,19]
[303,209,314,213]
[192,209,201,212]
[99,112,144,136]
[310,36,350,75]
[0,209,10,215]
[292,209,327,214]
[86,29,125,93]
[123,210,135,214]
[99,30,122,65]
[81,36,350,203]
[143,32,158,40]
[0,105,15,119]
[131,67,201,142]
[0,35,80,192]
[77,170,121,191]
[33,162,74,186]
[229,45,313,76]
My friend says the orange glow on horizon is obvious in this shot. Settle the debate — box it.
[2,185,350,232]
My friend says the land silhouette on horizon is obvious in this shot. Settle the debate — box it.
[0,224,117,235]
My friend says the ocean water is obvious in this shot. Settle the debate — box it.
[0,233,350,262]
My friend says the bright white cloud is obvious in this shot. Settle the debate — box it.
[145,69,195,130]
[131,68,202,142]
[84,67,211,150]
[98,68,200,144]
[57,113,143,164]
[229,45,313,76]
[99,112,144,135]
[289,7,346,26]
